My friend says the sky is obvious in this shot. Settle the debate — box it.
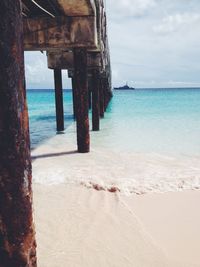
[25,0,200,89]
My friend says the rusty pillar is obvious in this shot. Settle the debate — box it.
[88,90,92,109]
[91,70,100,131]
[103,78,109,111]
[99,78,105,118]
[0,1,37,266]
[73,48,90,153]
[87,76,92,111]
[54,69,64,132]
[104,77,112,111]
[71,77,77,120]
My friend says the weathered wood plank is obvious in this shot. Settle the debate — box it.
[23,16,97,51]
[0,1,37,266]
[48,51,74,69]
[57,0,96,16]
[47,51,101,69]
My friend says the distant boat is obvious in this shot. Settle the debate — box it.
[114,83,135,90]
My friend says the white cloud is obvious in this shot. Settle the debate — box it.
[107,0,156,17]
[153,13,200,34]
[25,1,200,88]
[25,57,48,84]
[25,52,71,89]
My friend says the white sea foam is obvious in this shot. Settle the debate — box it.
[32,129,200,195]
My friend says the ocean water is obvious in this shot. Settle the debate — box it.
[28,88,200,156]
[94,88,200,156]
[29,88,200,193]
[27,89,74,148]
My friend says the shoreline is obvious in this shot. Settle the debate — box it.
[32,131,200,266]
[32,128,200,195]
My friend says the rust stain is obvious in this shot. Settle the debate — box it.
[0,1,37,266]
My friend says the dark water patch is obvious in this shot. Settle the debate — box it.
[35,114,74,122]
[27,89,74,149]
[35,115,56,122]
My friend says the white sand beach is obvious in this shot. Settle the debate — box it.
[33,183,200,267]
[31,129,200,267]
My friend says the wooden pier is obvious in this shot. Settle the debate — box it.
[23,0,112,152]
[0,0,112,266]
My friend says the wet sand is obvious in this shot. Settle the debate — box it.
[32,130,200,266]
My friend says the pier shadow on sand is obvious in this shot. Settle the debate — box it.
[31,150,77,161]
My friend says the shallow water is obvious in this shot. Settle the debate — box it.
[30,88,200,194]
[28,88,200,155]
[95,88,200,156]
[27,89,74,148]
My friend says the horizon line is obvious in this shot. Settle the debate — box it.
[27,87,200,90]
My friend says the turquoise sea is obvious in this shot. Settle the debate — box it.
[27,89,74,148]
[27,88,200,156]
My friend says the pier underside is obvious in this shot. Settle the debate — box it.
[0,0,112,266]
[22,0,112,153]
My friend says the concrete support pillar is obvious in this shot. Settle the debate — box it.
[91,70,100,131]
[99,77,105,118]
[88,86,92,110]
[103,78,109,111]
[73,48,90,153]
[71,77,77,120]
[103,77,113,111]
[87,76,92,110]
[0,1,37,266]
[54,69,64,132]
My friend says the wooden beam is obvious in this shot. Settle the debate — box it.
[23,16,97,51]
[91,69,100,131]
[73,48,90,153]
[47,51,102,69]
[0,1,37,266]
[54,69,64,132]
[57,0,96,16]
[87,52,102,69]
[48,51,74,69]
